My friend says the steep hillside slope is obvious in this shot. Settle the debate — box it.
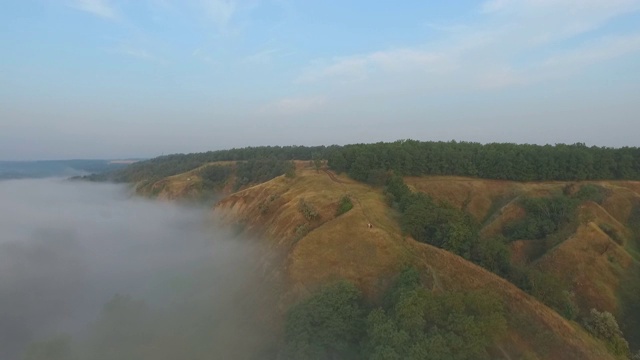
[211,166,617,360]
[408,176,640,354]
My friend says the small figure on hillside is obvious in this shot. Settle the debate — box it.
[368,223,373,229]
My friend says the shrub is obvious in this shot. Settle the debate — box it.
[583,308,630,357]
[507,268,578,320]
[335,195,354,217]
[574,184,608,204]
[299,199,320,221]
[504,195,578,241]
[400,193,479,259]
[470,236,511,277]
[293,223,309,242]
[258,194,279,215]
[285,165,296,178]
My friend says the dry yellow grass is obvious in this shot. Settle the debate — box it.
[211,170,620,360]
[533,202,635,314]
[407,240,612,360]
[599,183,640,223]
[214,169,410,299]
[136,166,640,359]
[407,177,640,316]
[404,176,522,221]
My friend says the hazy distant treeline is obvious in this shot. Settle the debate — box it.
[0,160,128,180]
[93,145,329,182]
[97,140,640,183]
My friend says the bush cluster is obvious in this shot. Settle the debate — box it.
[583,308,630,357]
[282,267,507,360]
[335,196,354,217]
[299,199,320,221]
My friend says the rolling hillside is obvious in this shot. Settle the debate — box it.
[107,151,640,359]
[123,159,640,359]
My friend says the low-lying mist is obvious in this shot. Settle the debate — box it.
[0,179,278,360]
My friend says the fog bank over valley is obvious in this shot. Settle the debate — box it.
[0,179,276,359]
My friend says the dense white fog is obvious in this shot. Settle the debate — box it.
[0,179,276,359]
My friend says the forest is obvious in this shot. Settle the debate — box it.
[328,140,640,182]
[94,140,640,184]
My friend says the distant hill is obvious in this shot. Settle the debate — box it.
[0,160,136,180]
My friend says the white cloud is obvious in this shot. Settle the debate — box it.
[116,47,164,63]
[69,0,118,19]
[296,0,640,91]
[258,96,326,116]
[484,0,640,44]
[200,0,237,31]
[297,48,454,84]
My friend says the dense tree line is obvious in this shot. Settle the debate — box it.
[328,140,640,182]
[90,139,640,184]
[282,268,507,360]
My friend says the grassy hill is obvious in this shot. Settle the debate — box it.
[202,162,640,359]
[107,153,640,359]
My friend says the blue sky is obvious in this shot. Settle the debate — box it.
[1,0,640,160]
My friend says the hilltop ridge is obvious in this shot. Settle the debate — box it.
[94,141,640,359]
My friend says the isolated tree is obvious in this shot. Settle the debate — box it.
[312,152,323,172]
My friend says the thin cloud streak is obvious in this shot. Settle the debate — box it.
[108,45,168,64]
[69,0,118,19]
[242,48,279,64]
